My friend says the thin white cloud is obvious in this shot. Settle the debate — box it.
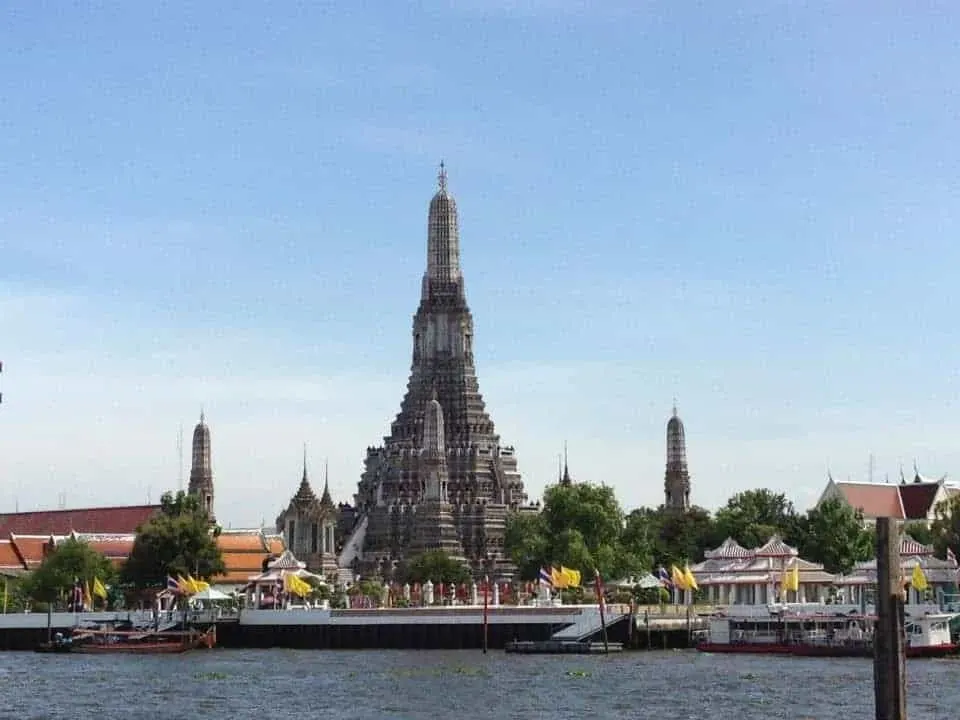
[3,286,959,528]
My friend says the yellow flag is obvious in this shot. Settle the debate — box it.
[788,564,800,593]
[92,577,108,599]
[284,573,311,598]
[293,575,313,598]
[550,567,567,589]
[683,565,698,591]
[911,564,928,592]
[671,565,687,590]
[560,566,581,588]
[84,581,92,610]
[176,575,191,594]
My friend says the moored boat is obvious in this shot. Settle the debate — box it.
[696,602,958,659]
[36,625,216,654]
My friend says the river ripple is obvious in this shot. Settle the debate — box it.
[0,649,954,719]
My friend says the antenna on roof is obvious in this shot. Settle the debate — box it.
[57,492,66,510]
[147,485,152,504]
[868,454,874,484]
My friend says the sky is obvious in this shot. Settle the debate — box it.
[2,2,960,528]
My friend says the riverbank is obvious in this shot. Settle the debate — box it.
[0,604,706,651]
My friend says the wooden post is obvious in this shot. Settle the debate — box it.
[874,517,906,720]
[482,576,489,654]
[593,569,609,654]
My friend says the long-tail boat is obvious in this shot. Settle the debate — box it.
[36,625,216,654]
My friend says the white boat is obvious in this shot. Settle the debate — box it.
[696,602,958,658]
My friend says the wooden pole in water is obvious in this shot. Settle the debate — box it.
[482,575,489,654]
[874,517,906,720]
[594,569,609,654]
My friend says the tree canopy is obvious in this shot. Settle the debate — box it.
[795,498,873,574]
[23,538,115,604]
[504,480,898,582]
[400,550,471,585]
[713,489,802,549]
[504,482,650,580]
[931,495,960,559]
[121,491,224,589]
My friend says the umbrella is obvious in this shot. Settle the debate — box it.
[191,587,231,601]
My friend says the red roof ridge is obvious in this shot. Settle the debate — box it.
[0,503,160,517]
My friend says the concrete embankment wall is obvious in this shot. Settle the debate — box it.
[0,609,705,651]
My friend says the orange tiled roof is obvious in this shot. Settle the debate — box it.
[834,483,904,519]
[221,552,267,573]
[212,530,285,585]
[0,540,26,571]
[10,535,50,568]
[217,532,268,552]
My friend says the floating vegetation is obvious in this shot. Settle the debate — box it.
[194,671,228,681]
[389,665,489,679]
[566,670,592,678]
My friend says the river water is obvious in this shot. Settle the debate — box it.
[0,649,953,719]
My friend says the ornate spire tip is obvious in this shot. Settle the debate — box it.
[438,161,447,192]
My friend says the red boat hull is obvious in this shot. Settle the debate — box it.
[36,627,216,655]
[697,642,959,659]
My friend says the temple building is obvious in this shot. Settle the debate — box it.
[663,404,691,511]
[689,534,958,606]
[187,411,215,520]
[817,467,960,525]
[343,165,527,581]
[275,451,339,578]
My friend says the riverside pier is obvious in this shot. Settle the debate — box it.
[0,604,707,651]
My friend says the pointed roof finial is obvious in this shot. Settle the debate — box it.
[438,160,447,192]
[672,397,678,418]
[200,406,205,425]
[321,457,333,506]
[302,442,308,480]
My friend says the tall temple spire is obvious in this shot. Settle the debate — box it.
[187,410,215,520]
[560,441,572,485]
[355,167,525,580]
[425,161,461,286]
[664,404,691,511]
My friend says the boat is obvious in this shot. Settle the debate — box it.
[36,625,216,654]
[696,602,958,659]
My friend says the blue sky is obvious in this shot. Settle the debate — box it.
[2,2,959,527]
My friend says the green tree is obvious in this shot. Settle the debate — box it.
[121,491,224,589]
[504,482,646,581]
[713,489,801,548]
[504,511,550,580]
[401,550,471,585]
[797,498,873,574]
[902,520,935,547]
[653,506,715,567]
[22,538,115,604]
[931,495,960,558]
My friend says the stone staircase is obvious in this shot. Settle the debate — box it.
[336,512,368,584]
